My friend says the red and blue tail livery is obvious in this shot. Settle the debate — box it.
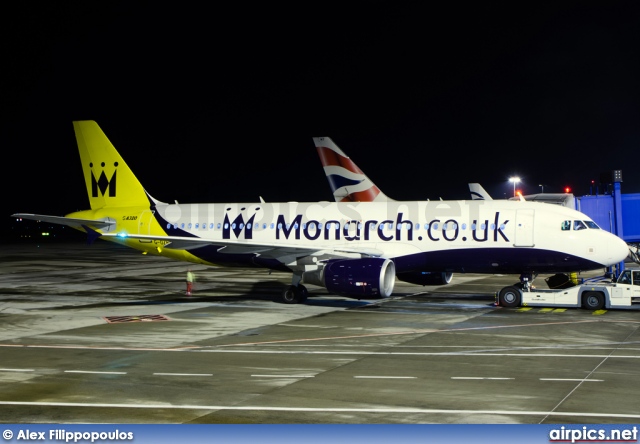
[314,137,393,203]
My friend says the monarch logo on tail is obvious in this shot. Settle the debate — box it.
[91,162,118,197]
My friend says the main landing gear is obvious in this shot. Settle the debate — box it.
[281,284,308,304]
[281,271,308,304]
[497,272,537,308]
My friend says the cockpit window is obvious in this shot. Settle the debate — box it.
[584,220,600,229]
[573,220,587,230]
[561,220,571,231]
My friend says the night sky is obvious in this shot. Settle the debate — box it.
[4,2,640,237]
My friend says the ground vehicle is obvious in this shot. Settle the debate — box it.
[496,269,640,310]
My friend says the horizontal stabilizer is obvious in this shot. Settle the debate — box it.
[12,213,116,230]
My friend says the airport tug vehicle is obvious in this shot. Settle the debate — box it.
[496,269,640,310]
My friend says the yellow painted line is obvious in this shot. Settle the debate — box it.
[516,307,533,312]
[593,310,608,315]
[552,309,567,313]
[539,308,555,313]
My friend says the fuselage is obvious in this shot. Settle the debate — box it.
[67,198,630,275]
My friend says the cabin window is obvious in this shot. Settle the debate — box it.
[415,223,420,230]
[424,223,429,230]
[270,223,274,229]
[217,223,221,229]
[461,223,467,230]
[195,223,199,229]
[181,223,185,229]
[573,220,587,230]
[166,223,171,229]
[210,223,214,229]
[561,221,571,231]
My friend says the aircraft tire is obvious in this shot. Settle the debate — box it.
[282,285,300,304]
[297,284,309,303]
[582,291,605,310]
[498,286,521,308]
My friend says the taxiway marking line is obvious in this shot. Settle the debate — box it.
[354,376,417,379]
[251,375,315,378]
[451,377,514,380]
[0,401,639,419]
[153,373,213,376]
[539,378,603,382]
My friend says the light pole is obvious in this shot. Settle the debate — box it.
[509,177,520,197]
[539,184,544,193]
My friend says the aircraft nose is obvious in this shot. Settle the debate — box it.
[609,234,629,265]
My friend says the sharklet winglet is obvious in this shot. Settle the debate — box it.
[82,225,103,245]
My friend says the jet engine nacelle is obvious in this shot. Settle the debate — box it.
[396,271,453,286]
[303,257,396,298]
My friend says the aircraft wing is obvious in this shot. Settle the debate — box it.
[11,213,116,230]
[99,232,384,262]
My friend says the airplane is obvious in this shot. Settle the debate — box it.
[12,122,630,306]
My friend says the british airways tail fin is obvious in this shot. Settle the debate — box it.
[73,120,162,210]
[313,137,394,202]
[469,183,493,201]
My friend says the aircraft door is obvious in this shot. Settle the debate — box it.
[514,209,535,247]
[138,210,155,235]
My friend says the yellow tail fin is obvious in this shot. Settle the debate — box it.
[74,120,152,210]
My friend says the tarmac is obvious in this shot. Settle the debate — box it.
[1,240,640,424]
